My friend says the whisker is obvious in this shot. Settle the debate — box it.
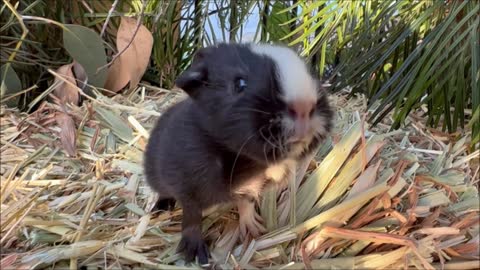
[268,124,285,157]
[228,124,268,189]
[265,124,282,163]
[263,141,270,167]
[251,93,275,104]
[236,108,272,115]
[259,126,279,150]
[261,125,283,164]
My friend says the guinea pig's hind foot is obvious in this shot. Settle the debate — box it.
[237,198,267,239]
[178,228,209,265]
[152,198,176,212]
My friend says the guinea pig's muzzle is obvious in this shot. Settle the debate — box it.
[285,99,315,143]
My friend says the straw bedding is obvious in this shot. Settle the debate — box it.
[0,86,478,269]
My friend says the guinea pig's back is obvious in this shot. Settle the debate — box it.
[144,99,193,195]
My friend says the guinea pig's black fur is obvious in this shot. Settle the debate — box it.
[144,43,333,265]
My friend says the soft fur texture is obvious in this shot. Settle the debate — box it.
[144,43,333,264]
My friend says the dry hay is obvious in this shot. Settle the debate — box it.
[0,86,479,270]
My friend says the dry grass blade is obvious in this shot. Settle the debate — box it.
[310,137,384,215]
[319,227,434,270]
[21,240,105,266]
[293,182,389,234]
[296,122,362,222]
[321,226,416,247]
[302,160,382,255]
[0,91,477,269]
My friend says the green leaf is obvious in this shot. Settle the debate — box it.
[467,106,479,130]
[471,12,480,145]
[0,64,22,107]
[63,24,107,89]
[94,106,134,142]
[124,203,147,216]
[319,42,327,75]
[266,1,292,42]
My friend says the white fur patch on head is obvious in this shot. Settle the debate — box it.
[249,44,317,103]
[249,43,330,158]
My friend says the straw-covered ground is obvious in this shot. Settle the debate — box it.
[1,86,479,269]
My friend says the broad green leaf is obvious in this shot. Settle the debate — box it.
[63,24,107,89]
[0,64,21,107]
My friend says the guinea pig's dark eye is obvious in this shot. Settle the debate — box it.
[235,78,247,93]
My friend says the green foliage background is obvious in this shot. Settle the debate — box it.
[1,0,479,148]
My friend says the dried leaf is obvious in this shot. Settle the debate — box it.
[72,60,88,92]
[52,63,80,105]
[105,17,153,92]
[55,112,77,157]
[0,253,18,269]
[321,226,415,248]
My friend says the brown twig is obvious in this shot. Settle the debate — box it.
[100,0,120,38]
[97,0,146,73]
[80,0,94,13]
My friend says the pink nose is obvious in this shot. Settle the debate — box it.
[288,100,314,119]
[288,100,315,141]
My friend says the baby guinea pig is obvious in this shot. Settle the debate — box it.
[144,43,333,264]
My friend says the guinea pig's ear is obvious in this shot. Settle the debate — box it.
[175,49,209,97]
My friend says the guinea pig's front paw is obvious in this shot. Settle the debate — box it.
[239,211,266,238]
[178,232,209,265]
[237,199,267,238]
